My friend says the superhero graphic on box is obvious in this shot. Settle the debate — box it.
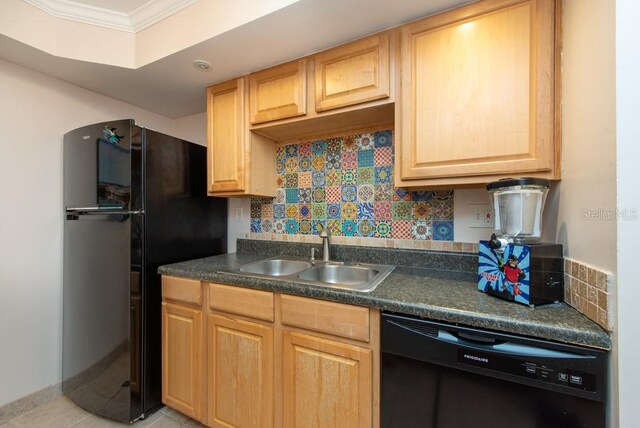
[478,242,531,305]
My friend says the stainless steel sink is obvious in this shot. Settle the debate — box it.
[239,258,313,276]
[225,257,394,292]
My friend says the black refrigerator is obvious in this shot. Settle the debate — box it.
[62,119,227,422]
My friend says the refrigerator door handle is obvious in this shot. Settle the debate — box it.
[65,205,142,219]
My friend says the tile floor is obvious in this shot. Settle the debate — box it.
[0,396,204,428]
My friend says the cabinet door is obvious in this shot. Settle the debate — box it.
[315,33,390,112]
[161,302,203,420]
[283,331,372,428]
[208,314,274,428]
[207,78,246,194]
[398,0,557,183]
[249,60,307,124]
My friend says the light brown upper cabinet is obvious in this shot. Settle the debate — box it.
[315,33,391,112]
[395,0,560,188]
[207,77,276,197]
[249,59,307,124]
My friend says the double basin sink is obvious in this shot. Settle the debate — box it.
[226,257,394,292]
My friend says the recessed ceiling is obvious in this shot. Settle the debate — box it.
[1,0,472,119]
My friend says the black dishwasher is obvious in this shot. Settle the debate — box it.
[381,312,607,428]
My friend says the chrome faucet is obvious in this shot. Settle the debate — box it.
[319,225,331,262]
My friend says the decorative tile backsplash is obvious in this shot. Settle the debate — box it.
[250,130,455,241]
[564,258,614,332]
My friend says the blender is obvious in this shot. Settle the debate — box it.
[478,178,564,306]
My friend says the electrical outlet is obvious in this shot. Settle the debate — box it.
[469,204,492,228]
[235,207,242,222]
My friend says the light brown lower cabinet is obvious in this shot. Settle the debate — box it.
[161,277,379,428]
[282,331,372,428]
[207,314,274,428]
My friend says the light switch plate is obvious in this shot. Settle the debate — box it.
[235,207,243,222]
[469,204,492,228]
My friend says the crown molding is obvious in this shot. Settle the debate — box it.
[22,0,198,33]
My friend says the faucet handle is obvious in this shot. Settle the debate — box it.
[310,247,316,261]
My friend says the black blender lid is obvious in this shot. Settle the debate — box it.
[486,177,550,191]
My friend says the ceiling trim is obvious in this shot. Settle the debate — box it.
[22,0,198,33]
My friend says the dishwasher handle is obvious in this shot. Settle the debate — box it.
[436,329,591,359]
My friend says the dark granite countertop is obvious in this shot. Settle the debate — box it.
[158,240,611,350]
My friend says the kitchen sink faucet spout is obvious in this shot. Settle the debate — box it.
[319,225,331,262]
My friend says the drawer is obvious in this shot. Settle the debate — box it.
[209,283,275,322]
[162,276,202,306]
[280,294,370,342]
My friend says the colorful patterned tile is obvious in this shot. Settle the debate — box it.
[357,184,374,203]
[273,219,286,234]
[285,188,299,203]
[312,140,326,155]
[286,203,299,219]
[284,173,298,189]
[358,150,374,167]
[250,219,261,233]
[326,170,341,186]
[356,133,374,150]
[326,219,343,236]
[342,135,357,151]
[285,144,298,158]
[276,159,286,175]
[374,220,392,238]
[299,204,311,219]
[432,190,454,201]
[299,219,312,235]
[274,204,285,219]
[326,138,341,153]
[341,202,358,220]
[285,157,298,173]
[298,188,312,203]
[374,201,392,220]
[262,219,273,233]
[262,204,274,219]
[373,130,393,148]
[327,203,341,219]
[312,170,326,187]
[374,147,393,166]
[286,219,299,234]
[358,202,374,220]
[311,220,325,235]
[341,169,357,185]
[298,171,312,188]
[433,220,454,241]
[276,175,285,187]
[411,190,433,201]
[298,156,312,172]
[311,155,326,170]
[342,219,358,236]
[341,151,358,169]
[392,201,412,220]
[276,146,285,161]
[312,187,326,203]
[326,186,341,203]
[393,187,411,201]
[412,220,432,240]
[374,166,393,184]
[431,200,454,221]
[312,203,327,219]
[299,141,312,157]
[412,201,431,221]
[357,167,374,184]
[250,200,261,219]
[341,185,357,203]
[374,184,393,202]
[357,219,375,237]
[326,151,341,169]
[275,188,285,204]
[392,220,413,239]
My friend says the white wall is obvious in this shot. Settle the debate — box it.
[616,1,640,426]
[0,59,175,406]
